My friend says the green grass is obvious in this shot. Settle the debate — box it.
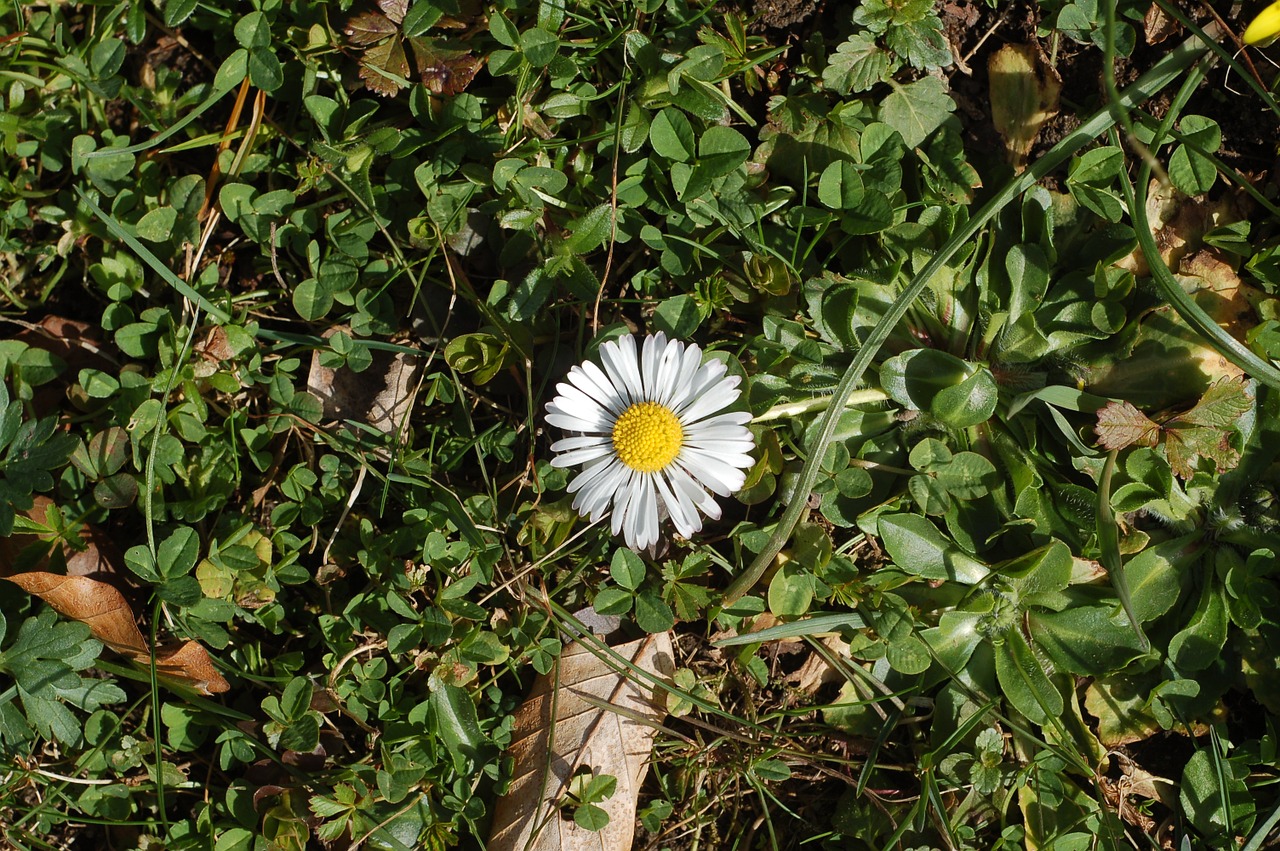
[4,0,1280,848]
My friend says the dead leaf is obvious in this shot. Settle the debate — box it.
[786,634,850,695]
[1143,2,1179,44]
[411,38,482,96]
[346,0,482,97]
[988,44,1061,169]
[307,332,420,439]
[1094,400,1161,451]
[488,633,674,851]
[1094,378,1252,478]
[346,9,402,44]
[4,572,230,695]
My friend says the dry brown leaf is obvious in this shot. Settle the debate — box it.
[988,44,1061,169]
[4,572,230,695]
[307,333,420,438]
[488,633,674,851]
[1143,1,1179,45]
[786,634,850,695]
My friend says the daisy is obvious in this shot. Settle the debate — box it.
[545,332,756,551]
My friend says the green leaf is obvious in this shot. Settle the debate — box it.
[248,47,284,92]
[878,513,989,584]
[214,48,249,90]
[697,126,750,177]
[292,279,334,321]
[999,541,1073,599]
[135,207,177,242]
[158,527,200,578]
[649,108,696,162]
[428,680,484,775]
[1067,146,1125,222]
[610,548,646,592]
[880,349,997,426]
[574,803,610,831]
[767,561,816,617]
[565,203,613,254]
[519,27,559,67]
[1169,115,1220,196]
[823,33,891,94]
[1179,749,1254,840]
[880,76,954,148]
[1121,533,1196,624]
[1167,579,1228,672]
[444,333,508,384]
[634,589,675,633]
[235,11,272,49]
[817,161,866,210]
[652,294,703,339]
[592,588,633,616]
[1162,377,1252,478]
[1028,606,1147,676]
[164,0,198,27]
[887,15,952,69]
[931,367,999,428]
[993,628,1062,724]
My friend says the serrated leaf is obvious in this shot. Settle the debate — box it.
[822,33,891,94]
[880,76,954,148]
[886,15,952,70]
[410,37,481,96]
[1095,400,1160,450]
[345,11,400,45]
[360,37,410,96]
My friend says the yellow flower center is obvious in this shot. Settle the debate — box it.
[611,401,683,473]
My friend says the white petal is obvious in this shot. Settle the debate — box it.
[569,362,626,416]
[676,375,742,423]
[683,440,757,457]
[551,383,614,426]
[682,422,754,442]
[567,455,618,495]
[633,475,658,550]
[575,461,628,521]
[546,408,611,433]
[683,445,755,471]
[666,343,706,409]
[653,337,687,408]
[551,445,614,467]
[610,468,638,537]
[667,463,722,520]
[641,332,665,399]
[551,435,612,452]
[598,337,642,407]
[689,410,753,428]
[678,448,749,495]
[655,472,701,537]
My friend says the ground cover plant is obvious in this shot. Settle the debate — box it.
[5,0,1280,847]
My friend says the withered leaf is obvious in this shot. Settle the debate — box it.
[5,572,230,695]
[411,38,482,96]
[1095,378,1252,479]
[359,37,411,97]
[1095,401,1161,451]
[488,633,674,851]
[347,1,481,97]
[988,44,1061,169]
[1163,378,1252,478]
[376,0,408,23]
[345,11,401,45]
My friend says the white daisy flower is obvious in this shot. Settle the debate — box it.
[545,332,756,551]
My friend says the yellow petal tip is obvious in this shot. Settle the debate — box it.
[1244,1,1280,44]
